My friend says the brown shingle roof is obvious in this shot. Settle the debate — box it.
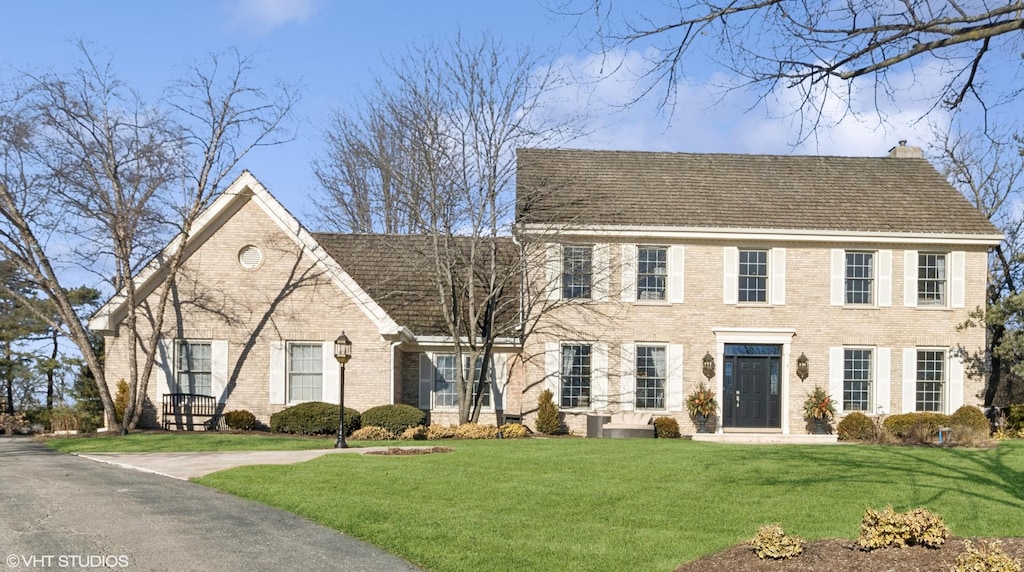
[313,233,518,337]
[516,148,1000,236]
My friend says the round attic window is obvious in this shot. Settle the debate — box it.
[238,245,264,270]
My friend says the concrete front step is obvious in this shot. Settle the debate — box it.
[691,433,838,445]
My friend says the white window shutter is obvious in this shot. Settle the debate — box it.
[948,353,964,412]
[620,344,635,411]
[211,340,229,404]
[904,250,917,307]
[544,342,559,394]
[902,348,917,412]
[592,244,609,302]
[669,246,685,304]
[667,344,684,412]
[591,343,609,410]
[269,341,286,405]
[829,347,844,412]
[322,341,340,405]
[418,353,433,409]
[951,251,966,308]
[878,250,893,307]
[154,339,173,397]
[492,354,506,410]
[830,249,845,306]
[770,248,786,305]
[723,247,739,305]
[621,244,636,303]
[546,243,561,301]
[875,348,891,414]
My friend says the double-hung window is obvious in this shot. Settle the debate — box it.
[918,253,947,306]
[562,245,593,299]
[433,354,492,408]
[843,349,872,411]
[560,344,591,408]
[916,350,945,412]
[738,249,768,302]
[176,341,212,395]
[635,345,666,409]
[288,343,323,402]
[845,252,874,305]
[636,247,667,301]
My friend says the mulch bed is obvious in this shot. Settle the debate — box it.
[364,446,454,456]
[674,538,1024,571]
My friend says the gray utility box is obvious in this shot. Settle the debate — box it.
[586,414,611,438]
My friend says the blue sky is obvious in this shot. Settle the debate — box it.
[3,0,1012,219]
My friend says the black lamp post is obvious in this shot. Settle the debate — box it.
[334,331,353,449]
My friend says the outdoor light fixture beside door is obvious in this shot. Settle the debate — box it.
[702,351,716,381]
[796,352,809,382]
[334,331,353,449]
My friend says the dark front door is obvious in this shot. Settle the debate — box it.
[723,345,782,428]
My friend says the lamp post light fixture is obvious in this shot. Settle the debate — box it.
[702,351,716,382]
[796,352,809,382]
[333,331,353,449]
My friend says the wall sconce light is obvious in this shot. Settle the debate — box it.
[702,351,716,381]
[796,352,809,382]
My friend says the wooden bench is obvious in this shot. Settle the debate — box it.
[601,412,655,438]
[162,393,218,431]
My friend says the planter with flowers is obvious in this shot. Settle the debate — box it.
[686,382,719,433]
[803,385,837,434]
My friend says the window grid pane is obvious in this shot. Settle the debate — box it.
[916,350,944,412]
[561,345,591,408]
[918,253,947,306]
[176,341,212,395]
[470,357,492,408]
[845,252,874,305]
[562,246,593,299]
[637,247,667,301]
[843,349,872,411]
[288,343,322,402]
[738,250,768,302]
[635,346,666,409]
[434,355,458,407]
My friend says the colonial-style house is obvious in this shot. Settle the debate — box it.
[91,143,1000,438]
[513,143,1001,437]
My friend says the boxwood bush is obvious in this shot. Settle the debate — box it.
[224,409,257,431]
[883,412,949,440]
[949,405,989,433]
[360,404,426,434]
[269,402,361,436]
[836,411,874,441]
[654,416,681,438]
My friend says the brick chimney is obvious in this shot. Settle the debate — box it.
[887,140,924,158]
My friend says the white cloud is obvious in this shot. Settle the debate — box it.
[226,0,319,34]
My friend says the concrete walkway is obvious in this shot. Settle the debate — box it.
[79,445,428,480]
[0,437,421,572]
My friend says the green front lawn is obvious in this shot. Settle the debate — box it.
[44,431,340,453]
[188,439,1024,571]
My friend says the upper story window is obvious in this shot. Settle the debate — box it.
[637,247,667,301]
[176,340,212,395]
[288,343,323,403]
[562,245,593,300]
[918,253,947,306]
[846,252,874,305]
[738,249,768,303]
[560,344,591,408]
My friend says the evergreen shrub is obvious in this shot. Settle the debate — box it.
[269,402,361,435]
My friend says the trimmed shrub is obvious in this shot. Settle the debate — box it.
[654,416,681,438]
[749,524,804,560]
[349,425,397,441]
[454,423,498,439]
[836,412,874,441]
[224,409,257,431]
[954,540,1022,572]
[399,425,428,440]
[857,506,949,550]
[360,404,427,435]
[269,402,361,436]
[113,379,130,425]
[950,405,990,433]
[883,412,950,441]
[535,389,561,434]
[499,422,529,439]
[426,424,456,440]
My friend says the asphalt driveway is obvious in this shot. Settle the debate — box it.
[0,437,421,572]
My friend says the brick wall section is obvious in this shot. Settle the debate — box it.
[104,196,399,427]
[514,239,990,435]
